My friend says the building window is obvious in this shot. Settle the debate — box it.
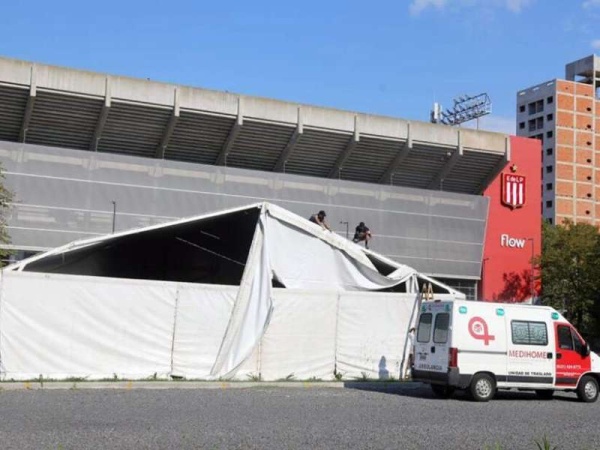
[546,165,553,173]
[546,130,553,139]
[546,183,553,191]
[528,119,536,132]
[532,134,544,141]
[519,105,526,113]
[528,103,535,115]
[537,117,544,129]
[536,99,543,113]
[547,113,553,121]
[546,147,553,156]
[548,218,553,225]
[528,100,543,115]
[546,200,553,208]
[547,96,554,104]
[519,122,525,130]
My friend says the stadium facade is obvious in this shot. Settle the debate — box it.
[0,56,540,300]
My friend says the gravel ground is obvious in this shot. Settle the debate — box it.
[0,383,598,450]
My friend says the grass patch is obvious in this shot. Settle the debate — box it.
[276,373,296,382]
[483,444,504,450]
[354,372,371,381]
[534,436,557,450]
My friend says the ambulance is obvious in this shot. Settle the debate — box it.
[411,300,600,402]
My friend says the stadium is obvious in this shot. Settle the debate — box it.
[0,56,540,301]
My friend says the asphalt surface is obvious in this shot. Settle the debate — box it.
[0,383,598,450]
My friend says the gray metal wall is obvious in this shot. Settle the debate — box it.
[0,141,489,279]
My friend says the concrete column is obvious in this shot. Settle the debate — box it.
[274,107,303,172]
[427,129,463,189]
[90,77,112,151]
[19,65,37,143]
[379,122,412,184]
[216,97,243,166]
[328,115,359,178]
[155,87,180,158]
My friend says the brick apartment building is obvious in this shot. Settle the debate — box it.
[517,55,600,225]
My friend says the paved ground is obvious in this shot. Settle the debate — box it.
[0,382,598,449]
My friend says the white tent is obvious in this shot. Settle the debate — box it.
[0,202,464,381]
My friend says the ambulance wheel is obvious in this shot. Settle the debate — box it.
[535,390,554,400]
[431,384,455,399]
[576,375,599,403]
[470,373,495,402]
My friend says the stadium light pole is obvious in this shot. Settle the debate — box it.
[481,257,489,301]
[112,201,117,234]
[431,93,492,127]
[340,221,349,240]
[527,238,534,301]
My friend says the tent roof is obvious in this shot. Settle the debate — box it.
[4,202,464,297]
[5,202,265,271]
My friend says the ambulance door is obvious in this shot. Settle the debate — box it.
[506,319,554,387]
[554,323,591,387]
[414,304,450,376]
[414,312,433,372]
[431,310,451,374]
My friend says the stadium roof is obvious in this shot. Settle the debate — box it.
[0,56,510,194]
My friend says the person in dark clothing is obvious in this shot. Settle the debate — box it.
[309,210,331,231]
[353,222,372,248]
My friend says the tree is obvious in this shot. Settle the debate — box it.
[538,220,600,343]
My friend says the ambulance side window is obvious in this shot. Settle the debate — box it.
[557,325,573,350]
[433,313,449,344]
[511,320,548,346]
[557,325,583,352]
[573,331,584,353]
[417,313,432,343]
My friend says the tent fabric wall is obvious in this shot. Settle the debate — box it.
[260,290,338,381]
[0,271,427,381]
[170,285,236,379]
[335,292,417,380]
[0,271,177,380]
[209,208,273,378]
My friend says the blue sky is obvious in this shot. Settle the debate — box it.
[0,0,598,134]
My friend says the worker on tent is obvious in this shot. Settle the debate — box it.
[309,210,331,231]
[353,222,372,248]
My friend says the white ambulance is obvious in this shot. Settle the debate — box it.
[411,300,600,402]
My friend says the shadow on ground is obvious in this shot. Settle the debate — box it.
[343,381,580,402]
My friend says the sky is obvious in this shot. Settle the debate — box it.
[0,0,598,135]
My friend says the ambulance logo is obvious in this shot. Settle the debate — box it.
[501,173,526,209]
[469,317,495,346]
